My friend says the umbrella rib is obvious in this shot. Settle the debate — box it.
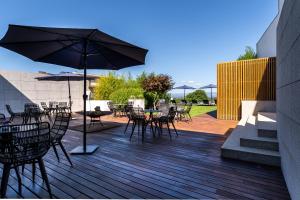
[87,46,118,70]
[90,42,146,64]
[34,41,82,61]
[90,39,147,51]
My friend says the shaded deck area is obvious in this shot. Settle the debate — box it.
[1,118,290,199]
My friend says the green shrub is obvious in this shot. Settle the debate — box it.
[93,72,125,100]
[186,90,208,102]
[109,88,144,104]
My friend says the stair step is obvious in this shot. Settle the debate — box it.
[256,112,277,138]
[221,146,281,167]
[240,137,279,151]
[258,129,277,138]
[221,115,280,167]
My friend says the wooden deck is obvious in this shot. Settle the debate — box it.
[1,119,290,199]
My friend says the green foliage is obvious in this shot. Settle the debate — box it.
[94,72,142,100]
[186,90,208,102]
[109,88,144,104]
[93,71,174,108]
[141,73,174,108]
[93,72,125,100]
[237,46,257,61]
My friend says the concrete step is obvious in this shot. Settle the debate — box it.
[256,112,277,138]
[221,115,281,167]
[240,136,279,151]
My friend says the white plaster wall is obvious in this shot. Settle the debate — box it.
[277,0,300,199]
[256,0,284,58]
[0,69,86,116]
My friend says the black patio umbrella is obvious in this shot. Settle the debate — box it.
[199,84,217,101]
[173,85,195,99]
[0,24,148,154]
[36,72,98,114]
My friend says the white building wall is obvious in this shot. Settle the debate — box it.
[256,0,284,58]
[0,69,87,116]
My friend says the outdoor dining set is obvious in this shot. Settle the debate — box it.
[0,102,73,198]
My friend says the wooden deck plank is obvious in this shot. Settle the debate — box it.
[0,120,291,199]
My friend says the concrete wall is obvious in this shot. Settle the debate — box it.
[241,101,276,119]
[277,0,300,199]
[0,69,86,116]
[256,0,284,58]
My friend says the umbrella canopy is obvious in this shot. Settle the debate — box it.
[199,84,217,101]
[36,72,99,114]
[0,24,148,154]
[173,85,196,99]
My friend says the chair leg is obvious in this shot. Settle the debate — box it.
[14,166,22,193]
[188,113,192,121]
[166,122,172,140]
[1,164,11,198]
[38,158,52,198]
[130,121,136,141]
[124,119,130,134]
[52,143,60,162]
[59,141,73,167]
[99,117,103,126]
[32,162,36,182]
[171,121,178,136]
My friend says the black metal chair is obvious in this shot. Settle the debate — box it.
[124,103,134,134]
[5,104,24,123]
[50,112,72,166]
[176,103,192,121]
[152,107,178,139]
[88,106,104,126]
[129,108,151,141]
[0,122,52,198]
[24,103,43,123]
[41,102,51,115]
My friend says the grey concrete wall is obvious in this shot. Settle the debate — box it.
[277,0,300,199]
[0,69,86,116]
[256,0,284,58]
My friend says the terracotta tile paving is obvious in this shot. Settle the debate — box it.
[101,113,237,135]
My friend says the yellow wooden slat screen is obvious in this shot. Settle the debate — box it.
[217,57,276,120]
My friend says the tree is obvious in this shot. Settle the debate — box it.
[141,73,174,108]
[186,90,208,102]
[93,72,125,100]
[237,46,257,61]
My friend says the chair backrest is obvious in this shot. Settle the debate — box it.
[49,101,58,108]
[185,103,192,113]
[50,112,71,141]
[0,122,50,164]
[5,105,14,115]
[24,103,40,113]
[58,102,68,107]
[107,102,114,111]
[94,106,101,112]
[41,102,48,108]
[168,107,177,121]
[0,113,5,121]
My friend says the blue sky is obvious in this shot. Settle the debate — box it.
[0,0,277,91]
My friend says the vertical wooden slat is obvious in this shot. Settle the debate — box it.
[217,57,276,120]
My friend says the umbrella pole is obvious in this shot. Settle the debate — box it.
[184,89,186,100]
[70,39,98,155]
[68,77,72,114]
[211,88,212,102]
